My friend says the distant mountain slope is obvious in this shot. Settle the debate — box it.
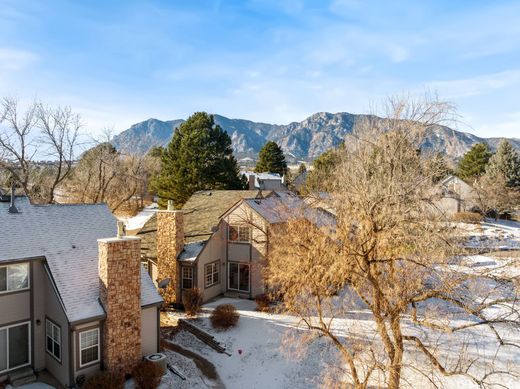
[112,112,519,161]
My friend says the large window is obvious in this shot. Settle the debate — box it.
[228,262,250,293]
[79,328,99,368]
[205,261,220,288]
[228,225,251,243]
[0,263,29,294]
[0,322,30,374]
[46,319,61,362]
[182,267,193,289]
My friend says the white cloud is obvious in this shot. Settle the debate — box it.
[426,70,520,99]
[0,47,38,70]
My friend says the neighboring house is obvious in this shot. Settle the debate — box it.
[290,170,309,193]
[0,195,162,387]
[436,175,477,214]
[139,190,334,305]
[245,172,286,191]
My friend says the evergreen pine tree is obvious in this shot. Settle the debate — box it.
[485,140,520,188]
[254,141,287,176]
[154,112,245,208]
[457,143,492,182]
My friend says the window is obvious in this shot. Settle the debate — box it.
[205,261,220,288]
[46,319,61,361]
[0,263,29,294]
[228,262,250,293]
[79,329,99,368]
[228,225,251,242]
[182,267,193,289]
[0,322,30,374]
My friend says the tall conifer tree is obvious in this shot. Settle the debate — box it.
[457,143,492,182]
[154,112,245,208]
[255,141,287,176]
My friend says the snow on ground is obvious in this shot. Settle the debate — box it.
[165,220,520,389]
[119,203,157,231]
[5,384,55,389]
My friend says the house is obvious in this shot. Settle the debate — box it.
[245,172,286,191]
[436,175,478,214]
[139,190,334,305]
[0,195,162,387]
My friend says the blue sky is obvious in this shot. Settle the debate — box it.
[1,0,519,138]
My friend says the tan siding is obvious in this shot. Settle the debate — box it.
[141,307,158,356]
[196,224,226,302]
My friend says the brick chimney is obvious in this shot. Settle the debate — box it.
[157,200,184,305]
[98,229,141,375]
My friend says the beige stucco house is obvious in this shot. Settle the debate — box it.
[436,175,478,214]
[0,194,162,387]
[139,190,334,305]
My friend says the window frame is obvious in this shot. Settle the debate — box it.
[0,321,31,374]
[228,224,251,243]
[78,328,100,368]
[45,318,61,363]
[181,266,194,290]
[227,262,250,293]
[204,261,220,288]
[0,262,30,295]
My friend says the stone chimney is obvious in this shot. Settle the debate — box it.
[98,230,141,375]
[157,200,184,305]
[248,174,256,190]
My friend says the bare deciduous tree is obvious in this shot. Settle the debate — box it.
[0,97,82,202]
[266,96,520,388]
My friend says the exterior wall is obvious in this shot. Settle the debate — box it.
[98,237,142,375]
[224,203,268,298]
[72,320,102,383]
[196,225,227,302]
[140,307,159,357]
[259,179,284,191]
[0,289,30,325]
[157,210,184,305]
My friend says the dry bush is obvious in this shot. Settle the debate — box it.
[452,211,483,224]
[254,293,270,312]
[182,287,203,316]
[210,304,239,329]
[132,360,164,389]
[83,371,124,389]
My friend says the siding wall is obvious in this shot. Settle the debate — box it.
[141,307,159,357]
[196,225,226,302]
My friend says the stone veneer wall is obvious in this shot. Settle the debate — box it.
[98,236,142,375]
[157,210,184,305]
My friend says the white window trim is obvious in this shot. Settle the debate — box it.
[0,263,30,295]
[205,261,220,288]
[227,262,250,293]
[0,321,31,374]
[181,267,194,290]
[228,225,251,243]
[79,328,100,368]
[45,319,61,362]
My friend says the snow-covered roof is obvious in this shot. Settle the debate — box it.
[243,191,336,227]
[178,240,205,262]
[0,197,162,323]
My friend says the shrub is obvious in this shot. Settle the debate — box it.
[132,360,164,389]
[183,287,203,316]
[254,293,270,312]
[83,371,124,389]
[453,212,483,224]
[210,304,239,330]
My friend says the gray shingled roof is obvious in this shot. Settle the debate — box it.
[138,190,267,260]
[0,197,162,323]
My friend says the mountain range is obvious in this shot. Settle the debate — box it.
[112,112,520,162]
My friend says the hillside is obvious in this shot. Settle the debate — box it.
[112,112,520,161]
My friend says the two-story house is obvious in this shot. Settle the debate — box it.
[0,194,162,387]
[139,190,334,306]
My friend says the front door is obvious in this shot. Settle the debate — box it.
[228,262,250,293]
[0,321,31,374]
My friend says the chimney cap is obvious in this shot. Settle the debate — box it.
[8,186,18,214]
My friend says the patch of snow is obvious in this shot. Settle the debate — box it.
[119,203,158,231]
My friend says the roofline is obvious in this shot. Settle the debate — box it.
[70,314,106,327]
[0,255,46,264]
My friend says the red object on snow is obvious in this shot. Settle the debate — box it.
[238,349,243,355]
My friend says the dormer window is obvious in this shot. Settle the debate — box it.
[228,225,251,243]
